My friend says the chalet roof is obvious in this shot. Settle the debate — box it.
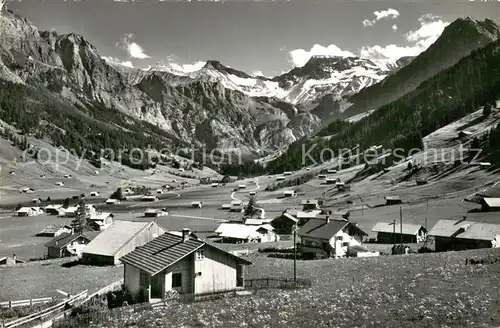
[280,213,298,223]
[296,210,322,219]
[385,196,401,201]
[245,218,273,225]
[44,233,90,249]
[428,219,500,241]
[82,221,153,256]
[298,218,367,240]
[301,199,319,205]
[88,212,113,221]
[17,207,42,213]
[45,204,63,210]
[372,222,426,235]
[39,224,71,234]
[120,232,251,276]
[481,198,500,208]
[215,223,267,240]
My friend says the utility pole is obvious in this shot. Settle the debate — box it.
[392,219,396,246]
[400,206,403,247]
[293,223,297,283]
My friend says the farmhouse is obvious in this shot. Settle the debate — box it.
[141,195,159,202]
[144,208,169,218]
[276,176,286,181]
[215,223,278,243]
[371,222,427,243]
[191,201,203,208]
[283,171,292,176]
[270,213,298,235]
[458,130,473,138]
[317,174,327,179]
[44,204,63,215]
[37,224,72,237]
[211,183,219,187]
[385,196,402,205]
[298,216,368,259]
[106,199,120,205]
[325,178,337,185]
[81,220,166,265]
[87,212,114,231]
[45,232,95,258]
[230,204,244,212]
[220,204,232,210]
[479,198,500,212]
[327,169,337,174]
[238,184,246,189]
[120,230,252,301]
[89,191,100,197]
[283,190,296,197]
[55,182,64,186]
[249,191,256,196]
[156,189,164,194]
[302,199,320,211]
[16,207,43,217]
[429,219,500,252]
[0,255,25,266]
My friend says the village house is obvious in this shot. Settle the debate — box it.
[106,199,120,205]
[144,208,169,218]
[81,220,166,265]
[298,216,368,259]
[89,191,100,197]
[37,224,72,237]
[238,184,246,189]
[55,182,64,187]
[44,204,63,215]
[270,212,298,235]
[385,196,402,205]
[214,223,278,243]
[428,219,500,252]
[87,212,114,231]
[283,171,292,176]
[220,203,232,210]
[45,232,96,258]
[371,222,428,243]
[325,178,337,185]
[0,254,25,266]
[283,190,296,197]
[276,176,286,181]
[302,199,320,211]
[191,201,203,208]
[479,198,500,212]
[120,230,252,302]
[142,195,160,202]
[244,217,273,226]
[16,207,44,217]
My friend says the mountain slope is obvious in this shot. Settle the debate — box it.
[0,8,321,157]
[267,35,500,173]
[312,17,500,122]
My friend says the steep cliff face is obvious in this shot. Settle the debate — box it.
[0,9,326,156]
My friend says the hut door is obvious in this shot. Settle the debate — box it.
[151,274,163,299]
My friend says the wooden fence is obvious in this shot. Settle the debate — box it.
[244,277,312,289]
[1,290,88,328]
[0,298,53,309]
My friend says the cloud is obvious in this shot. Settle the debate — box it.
[101,56,134,68]
[360,13,449,61]
[362,8,400,28]
[374,8,400,20]
[392,24,398,31]
[117,33,150,59]
[288,44,355,67]
[362,19,375,28]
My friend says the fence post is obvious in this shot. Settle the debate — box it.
[266,278,269,287]
[30,298,33,306]
[8,301,11,309]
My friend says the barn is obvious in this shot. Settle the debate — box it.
[81,220,166,265]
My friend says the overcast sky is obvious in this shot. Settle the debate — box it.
[6,0,500,76]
